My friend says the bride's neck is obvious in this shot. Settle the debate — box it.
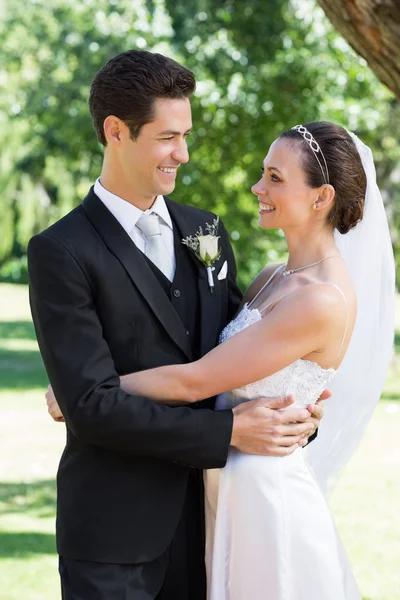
[284,227,337,271]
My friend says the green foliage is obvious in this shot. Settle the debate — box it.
[0,257,28,284]
[0,0,399,288]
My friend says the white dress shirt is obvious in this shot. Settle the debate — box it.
[94,178,176,277]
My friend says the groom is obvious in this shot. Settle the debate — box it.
[28,50,324,600]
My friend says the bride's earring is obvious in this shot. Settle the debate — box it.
[312,203,317,210]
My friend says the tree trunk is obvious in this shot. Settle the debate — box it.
[317,0,400,99]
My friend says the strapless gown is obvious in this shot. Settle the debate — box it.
[204,303,361,600]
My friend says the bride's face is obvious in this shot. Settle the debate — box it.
[251,138,320,231]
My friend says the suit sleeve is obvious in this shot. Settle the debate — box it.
[28,232,233,469]
[307,430,318,444]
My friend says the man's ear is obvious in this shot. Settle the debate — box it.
[103,115,126,145]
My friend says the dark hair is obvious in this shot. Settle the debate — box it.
[280,122,366,234]
[89,50,196,146]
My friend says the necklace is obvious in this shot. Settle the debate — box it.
[282,254,341,277]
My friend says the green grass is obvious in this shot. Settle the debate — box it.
[0,284,399,600]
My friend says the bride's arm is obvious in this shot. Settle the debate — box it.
[120,285,343,403]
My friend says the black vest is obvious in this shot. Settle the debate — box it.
[141,215,202,360]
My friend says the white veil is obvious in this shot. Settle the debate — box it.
[306,132,396,495]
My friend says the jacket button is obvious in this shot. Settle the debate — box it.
[173,289,181,298]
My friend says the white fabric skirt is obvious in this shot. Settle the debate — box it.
[204,448,360,600]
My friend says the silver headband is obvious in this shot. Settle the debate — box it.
[291,125,330,184]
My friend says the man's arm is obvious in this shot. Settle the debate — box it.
[45,382,315,458]
[34,232,318,460]
[28,232,233,469]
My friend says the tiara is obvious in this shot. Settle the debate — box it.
[291,125,330,184]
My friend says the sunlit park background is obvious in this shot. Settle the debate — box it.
[0,0,399,598]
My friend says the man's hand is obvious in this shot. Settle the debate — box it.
[45,385,65,422]
[230,395,315,457]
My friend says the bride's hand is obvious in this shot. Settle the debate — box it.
[45,384,65,422]
[299,388,331,446]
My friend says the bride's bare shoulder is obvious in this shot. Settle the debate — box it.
[242,263,283,305]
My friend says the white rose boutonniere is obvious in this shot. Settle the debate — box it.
[182,217,221,292]
[198,235,220,263]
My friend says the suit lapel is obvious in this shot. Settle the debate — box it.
[166,198,222,357]
[82,189,192,360]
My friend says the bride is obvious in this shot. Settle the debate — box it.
[47,122,395,598]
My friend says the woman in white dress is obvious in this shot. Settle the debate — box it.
[48,122,395,598]
[117,122,395,599]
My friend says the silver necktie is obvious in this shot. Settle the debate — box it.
[136,213,174,281]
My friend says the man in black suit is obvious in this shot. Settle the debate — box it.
[28,50,323,600]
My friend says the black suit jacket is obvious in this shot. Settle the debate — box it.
[28,188,243,564]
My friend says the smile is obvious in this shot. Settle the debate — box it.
[158,167,178,174]
[259,202,275,213]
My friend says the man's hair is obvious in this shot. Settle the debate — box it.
[89,50,196,146]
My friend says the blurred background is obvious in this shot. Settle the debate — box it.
[0,0,399,598]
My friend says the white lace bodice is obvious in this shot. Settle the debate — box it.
[215,303,336,410]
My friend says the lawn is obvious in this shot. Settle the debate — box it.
[0,283,399,600]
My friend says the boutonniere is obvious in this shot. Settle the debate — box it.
[182,217,221,292]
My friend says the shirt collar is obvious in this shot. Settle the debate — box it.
[94,178,173,234]
[149,194,173,230]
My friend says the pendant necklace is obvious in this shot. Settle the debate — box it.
[282,255,341,277]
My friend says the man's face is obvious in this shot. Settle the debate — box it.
[119,97,192,203]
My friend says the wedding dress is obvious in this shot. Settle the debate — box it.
[204,266,361,600]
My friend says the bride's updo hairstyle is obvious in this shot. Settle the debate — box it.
[280,122,367,234]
